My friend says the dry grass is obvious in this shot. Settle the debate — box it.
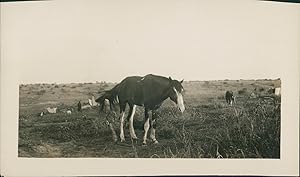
[19,79,280,158]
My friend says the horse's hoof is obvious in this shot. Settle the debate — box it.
[142,142,147,146]
[153,140,159,144]
[120,139,125,143]
[131,137,139,140]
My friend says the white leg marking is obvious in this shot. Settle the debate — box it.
[129,105,137,139]
[143,118,150,144]
[173,87,185,113]
[150,128,158,144]
[119,112,125,142]
[150,119,158,143]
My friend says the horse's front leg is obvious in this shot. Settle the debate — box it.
[119,111,125,142]
[119,103,126,142]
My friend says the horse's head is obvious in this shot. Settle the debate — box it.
[167,77,185,113]
[96,91,111,112]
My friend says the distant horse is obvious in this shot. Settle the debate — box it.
[96,74,185,145]
[225,91,235,105]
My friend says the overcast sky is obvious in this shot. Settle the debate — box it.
[1,0,299,83]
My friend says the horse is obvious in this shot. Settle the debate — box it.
[225,90,235,105]
[96,74,185,145]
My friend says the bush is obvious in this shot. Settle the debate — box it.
[37,89,46,95]
[238,88,247,95]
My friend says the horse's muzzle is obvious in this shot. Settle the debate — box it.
[178,104,185,113]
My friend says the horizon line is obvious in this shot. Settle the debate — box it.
[19,77,281,85]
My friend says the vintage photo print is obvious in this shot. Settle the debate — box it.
[1,0,299,176]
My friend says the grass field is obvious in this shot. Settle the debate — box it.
[19,79,281,158]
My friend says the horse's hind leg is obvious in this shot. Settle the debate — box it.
[150,111,158,144]
[143,108,150,145]
[119,103,126,142]
[128,105,138,139]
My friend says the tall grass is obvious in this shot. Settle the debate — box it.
[149,97,280,158]
[19,81,281,158]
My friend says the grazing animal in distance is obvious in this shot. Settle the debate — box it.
[267,87,281,96]
[81,104,92,110]
[268,87,275,94]
[77,101,82,112]
[88,99,93,106]
[96,74,185,145]
[90,96,100,106]
[274,87,281,96]
[66,110,72,114]
[88,96,100,107]
[225,91,235,105]
[46,107,57,114]
[250,92,257,98]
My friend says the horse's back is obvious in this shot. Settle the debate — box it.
[118,76,144,104]
[117,74,171,107]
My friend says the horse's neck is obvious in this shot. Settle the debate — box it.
[161,86,171,100]
[149,86,170,106]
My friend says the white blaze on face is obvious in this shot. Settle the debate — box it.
[173,87,185,113]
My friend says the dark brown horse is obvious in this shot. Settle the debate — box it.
[225,90,235,105]
[96,74,185,145]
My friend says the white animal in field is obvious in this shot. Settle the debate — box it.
[46,107,57,114]
[88,96,99,107]
[81,104,92,110]
[250,92,257,98]
[275,87,281,95]
[66,110,72,114]
[92,96,99,106]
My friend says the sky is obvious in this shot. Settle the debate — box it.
[1,0,299,83]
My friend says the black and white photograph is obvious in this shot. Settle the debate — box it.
[18,77,282,158]
[14,0,283,158]
[1,0,299,176]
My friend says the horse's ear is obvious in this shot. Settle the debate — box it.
[169,76,172,81]
[180,79,184,83]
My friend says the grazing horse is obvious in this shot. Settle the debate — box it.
[96,74,185,145]
[225,90,235,105]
